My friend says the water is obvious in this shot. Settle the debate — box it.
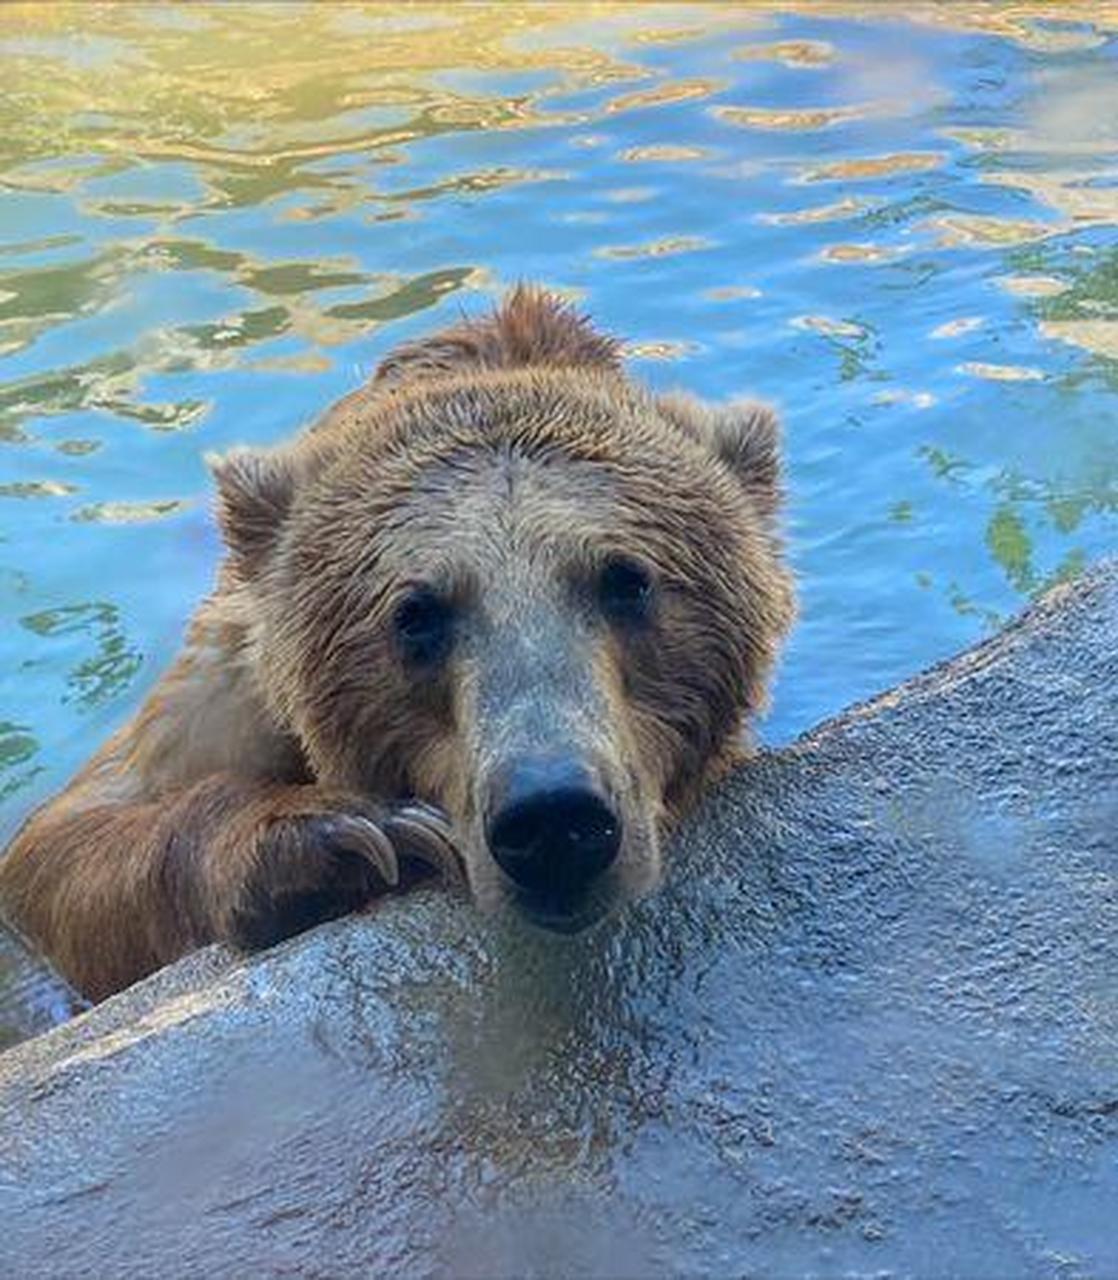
[0,9,1115,925]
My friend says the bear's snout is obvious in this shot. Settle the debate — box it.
[485,755,621,904]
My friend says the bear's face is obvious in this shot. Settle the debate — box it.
[212,301,793,931]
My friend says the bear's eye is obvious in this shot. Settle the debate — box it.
[597,556,655,628]
[394,587,455,666]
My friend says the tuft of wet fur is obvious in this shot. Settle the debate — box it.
[374,284,622,386]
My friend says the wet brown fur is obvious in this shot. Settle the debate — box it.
[0,287,794,1000]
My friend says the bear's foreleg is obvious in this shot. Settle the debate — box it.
[0,777,457,1001]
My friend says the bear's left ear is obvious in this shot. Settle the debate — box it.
[658,394,783,520]
[206,446,299,579]
[706,401,782,519]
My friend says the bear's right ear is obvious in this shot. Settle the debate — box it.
[206,447,298,579]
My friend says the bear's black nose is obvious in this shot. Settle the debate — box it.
[487,756,621,896]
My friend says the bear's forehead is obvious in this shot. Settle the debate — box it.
[369,444,669,550]
[356,458,739,609]
[348,370,707,480]
[300,373,747,577]
[374,432,725,535]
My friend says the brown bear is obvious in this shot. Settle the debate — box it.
[0,288,795,1002]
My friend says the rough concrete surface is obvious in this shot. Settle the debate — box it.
[0,562,1115,1279]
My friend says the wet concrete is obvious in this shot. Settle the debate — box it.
[0,562,1115,1279]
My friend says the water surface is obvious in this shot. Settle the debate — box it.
[0,8,1115,850]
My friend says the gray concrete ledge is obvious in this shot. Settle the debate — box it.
[1,561,1116,1279]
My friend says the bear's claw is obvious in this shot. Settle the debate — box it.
[384,803,465,889]
[316,814,400,888]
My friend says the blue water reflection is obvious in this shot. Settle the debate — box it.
[0,3,1115,835]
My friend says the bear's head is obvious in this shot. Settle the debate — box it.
[210,288,795,930]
